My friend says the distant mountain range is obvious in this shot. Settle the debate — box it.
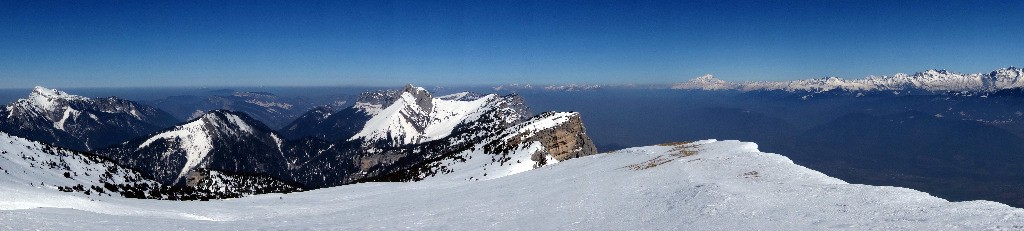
[145,90,349,129]
[674,67,1024,93]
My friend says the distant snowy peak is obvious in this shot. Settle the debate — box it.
[675,67,1024,93]
[671,74,736,90]
[349,84,529,147]
[494,84,602,92]
[437,92,485,101]
[543,84,602,92]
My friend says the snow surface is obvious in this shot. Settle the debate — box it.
[3,139,1023,230]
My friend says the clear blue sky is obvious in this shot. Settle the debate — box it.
[2,0,1023,88]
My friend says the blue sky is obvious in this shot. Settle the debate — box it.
[1,0,1023,88]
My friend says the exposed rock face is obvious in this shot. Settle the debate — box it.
[491,112,597,166]
[527,112,597,162]
[352,89,401,115]
[402,84,434,113]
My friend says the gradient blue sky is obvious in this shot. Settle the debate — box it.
[2,0,1023,88]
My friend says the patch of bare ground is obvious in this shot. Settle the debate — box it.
[624,142,699,171]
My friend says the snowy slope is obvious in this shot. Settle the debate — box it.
[0,131,298,201]
[3,140,1021,229]
[0,131,158,198]
[674,67,1024,93]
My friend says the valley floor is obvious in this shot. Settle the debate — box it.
[2,140,1023,230]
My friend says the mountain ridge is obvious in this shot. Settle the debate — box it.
[0,86,179,151]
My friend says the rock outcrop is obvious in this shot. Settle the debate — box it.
[506,112,598,163]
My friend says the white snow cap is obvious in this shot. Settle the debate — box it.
[23,86,90,111]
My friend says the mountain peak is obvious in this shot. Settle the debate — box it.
[401,84,433,113]
[672,74,735,90]
[694,74,718,81]
[403,84,427,94]
[30,86,85,98]
[195,110,259,134]
[24,86,89,111]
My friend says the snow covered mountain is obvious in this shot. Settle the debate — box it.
[349,84,529,147]
[3,140,1021,229]
[97,110,297,189]
[0,87,179,151]
[283,84,530,147]
[674,67,1024,93]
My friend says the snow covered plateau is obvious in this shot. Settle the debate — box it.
[3,140,1022,230]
